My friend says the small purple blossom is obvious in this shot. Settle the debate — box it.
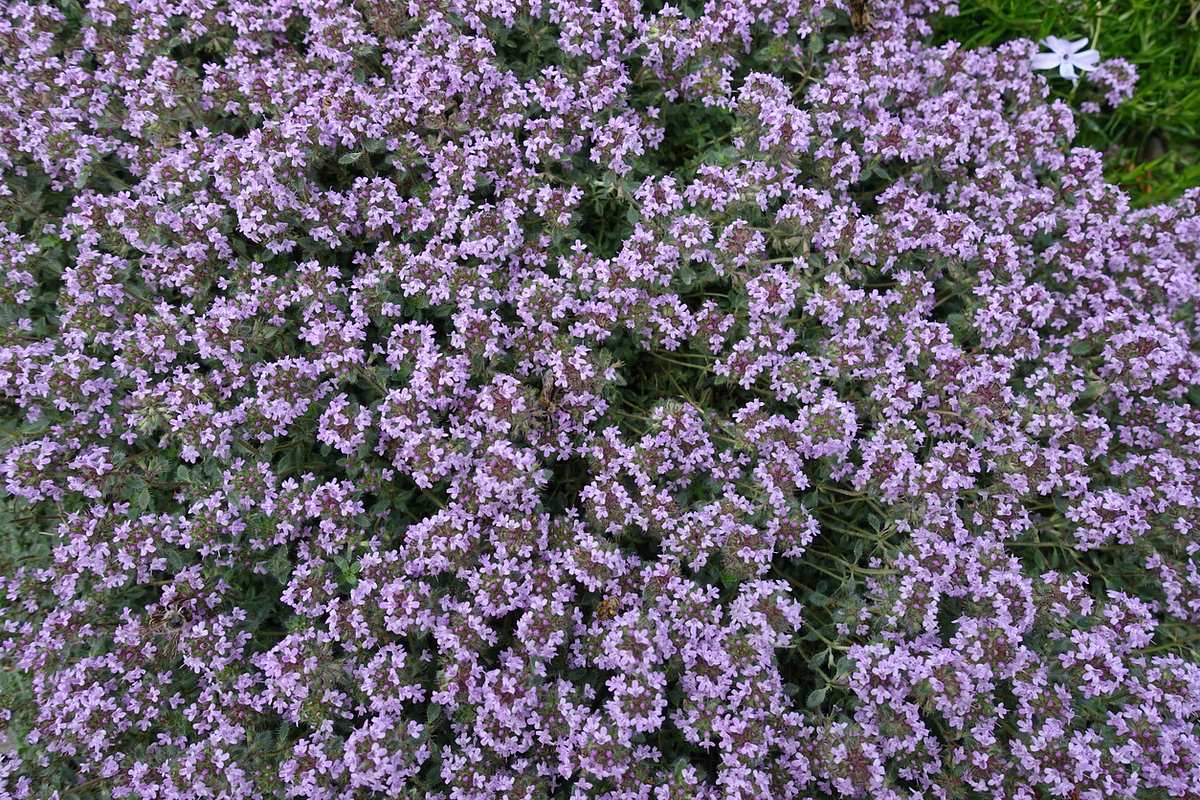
[0,1,1198,798]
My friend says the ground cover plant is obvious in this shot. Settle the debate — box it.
[936,0,1200,205]
[1,0,1199,798]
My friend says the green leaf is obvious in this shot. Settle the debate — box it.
[338,151,363,165]
[806,686,827,709]
[266,547,291,583]
[1078,380,1108,404]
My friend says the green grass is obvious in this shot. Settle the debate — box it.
[933,0,1200,205]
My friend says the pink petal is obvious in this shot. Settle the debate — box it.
[1031,53,1062,71]
[1041,36,1070,55]
[1071,50,1101,71]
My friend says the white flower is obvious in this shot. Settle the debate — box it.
[1031,36,1101,81]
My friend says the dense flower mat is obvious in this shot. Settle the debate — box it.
[1,0,1198,798]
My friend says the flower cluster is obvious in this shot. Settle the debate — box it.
[0,1,1197,798]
